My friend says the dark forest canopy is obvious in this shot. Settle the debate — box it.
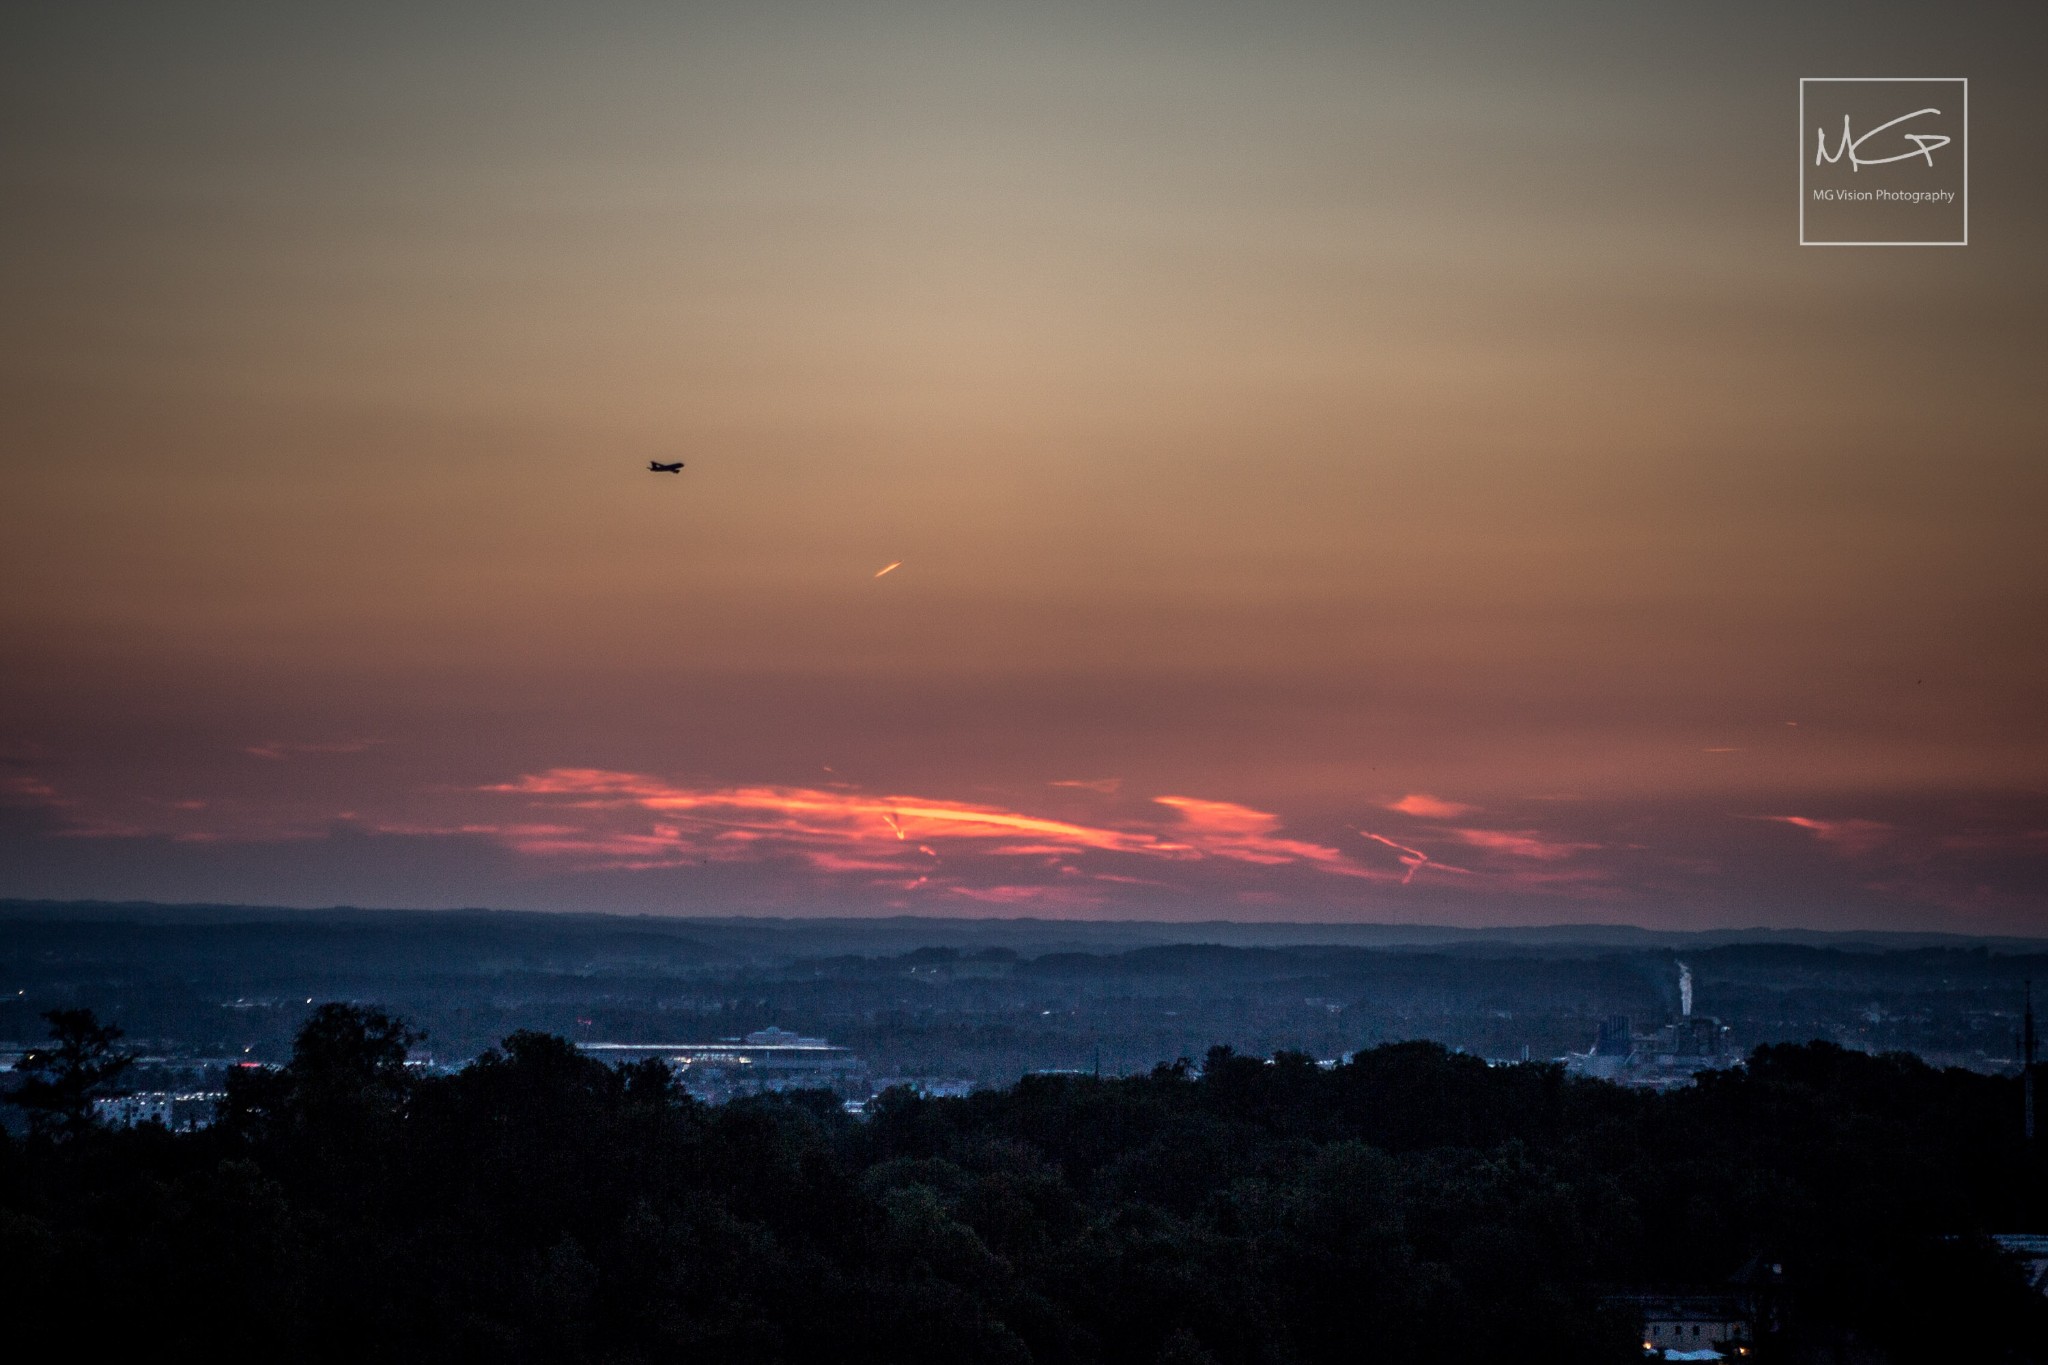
[4,1006,2046,1363]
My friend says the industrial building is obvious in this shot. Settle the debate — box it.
[578,1028,867,1103]
[1568,963,1740,1088]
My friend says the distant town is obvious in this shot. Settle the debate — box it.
[5,901,2042,1136]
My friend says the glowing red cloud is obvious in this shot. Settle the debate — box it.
[477,769,1386,892]
[436,783,1618,901]
[1152,796,1374,876]
[487,769,1174,855]
[15,761,1645,909]
[1386,793,1476,819]
[1769,816,1895,857]
[1448,827,1598,861]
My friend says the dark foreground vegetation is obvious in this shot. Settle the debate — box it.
[4,1007,2045,1364]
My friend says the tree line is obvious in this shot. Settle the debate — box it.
[3,1004,2044,1362]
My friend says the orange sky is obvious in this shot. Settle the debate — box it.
[3,2,2045,929]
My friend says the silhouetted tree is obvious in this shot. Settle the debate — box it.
[286,1002,420,1121]
[6,1007,133,1139]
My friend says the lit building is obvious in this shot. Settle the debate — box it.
[1606,1293,1751,1359]
[91,1091,223,1131]
[578,1028,867,1103]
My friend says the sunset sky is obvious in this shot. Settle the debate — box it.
[4,2,2045,930]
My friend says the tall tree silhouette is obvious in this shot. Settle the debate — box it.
[6,1007,134,1139]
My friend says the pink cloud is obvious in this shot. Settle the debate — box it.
[945,884,1106,906]
[1,774,71,806]
[1152,795,1373,876]
[488,770,1175,857]
[801,851,908,874]
[1768,816,1895,857]
[477,769,1387,893]
[1386,793,1476,819]
[245,739,382,761]
[1449,827,1598,861]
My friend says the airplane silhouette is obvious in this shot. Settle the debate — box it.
[648,461,684,473]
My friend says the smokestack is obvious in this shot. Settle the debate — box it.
[1678,962,1693,1020]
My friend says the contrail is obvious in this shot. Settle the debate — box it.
[874,561,902,578]
[1360,830,1471,884]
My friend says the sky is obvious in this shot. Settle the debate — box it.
[3,1,2045,930]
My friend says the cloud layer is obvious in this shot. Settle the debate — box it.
[5,760,2043,929]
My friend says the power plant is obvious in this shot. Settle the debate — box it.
[1568,960,1739,1088]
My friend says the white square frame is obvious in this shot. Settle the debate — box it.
[1799,77,1967,247]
